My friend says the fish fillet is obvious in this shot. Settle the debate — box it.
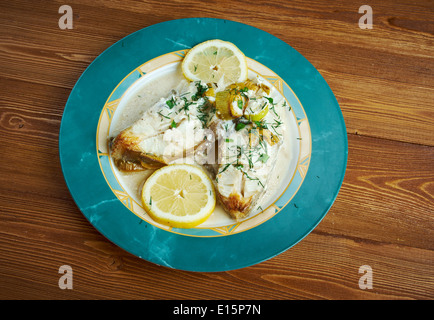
[110,77,286,220]
[110,80,215,170]
[212,116,284,220]
[209,79,286,220]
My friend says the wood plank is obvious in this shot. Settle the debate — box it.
[230,232,433,300]
[0,134,432,299]
[326,69,434,146]
[0,0,432,301]
[317,134,434,250]
[0,93,432,249]
[0,216,432,299]
[1,0,432,145]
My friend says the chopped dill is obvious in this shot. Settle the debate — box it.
[258,153,269,163]
[235,122,246,131]
[218,163,231,174]
[191,81,209,101]
[157,111,171,120]
[264,97,274,105]
[166,97,176,109]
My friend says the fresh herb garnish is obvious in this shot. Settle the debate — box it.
[157,111,171,119]
[234,163,244,170]
[218,163,231,174]
[196,101,213,128]
[181,97,193,113]
[166,97,176,109]
[254,120,267,129]
[235,166,264,188]
[273,119,283,128]
[264,97,274,104]
[283,100,291,111]
[170,120,177,128]
[258,153,270,163]
[191,82,209,101]
[235,122,246,131]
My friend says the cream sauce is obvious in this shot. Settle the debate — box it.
[109,63,298,227]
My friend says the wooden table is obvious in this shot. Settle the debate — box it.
[1,0,433,300]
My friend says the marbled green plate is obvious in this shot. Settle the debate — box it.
[59,18,347,272]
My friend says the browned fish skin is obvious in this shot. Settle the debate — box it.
[217,191,252,220]
[110,131,166,171]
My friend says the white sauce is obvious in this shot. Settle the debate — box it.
[109,63,299,227]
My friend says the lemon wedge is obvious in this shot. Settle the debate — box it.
[141,164,216,228]
[182,39,248,86]
[215,91,234,120]
[244,103,269,122]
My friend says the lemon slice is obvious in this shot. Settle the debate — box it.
[182,39,248,86]
[141,164,216,228]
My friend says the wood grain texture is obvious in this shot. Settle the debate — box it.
[0,0,433,300]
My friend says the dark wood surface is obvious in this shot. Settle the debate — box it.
[0,0,433,300]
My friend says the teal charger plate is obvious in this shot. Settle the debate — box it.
[59,18,347,272]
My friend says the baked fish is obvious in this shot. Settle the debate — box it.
[110,80,215,171]
[110,76,286,221]
[209,79,286,220]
